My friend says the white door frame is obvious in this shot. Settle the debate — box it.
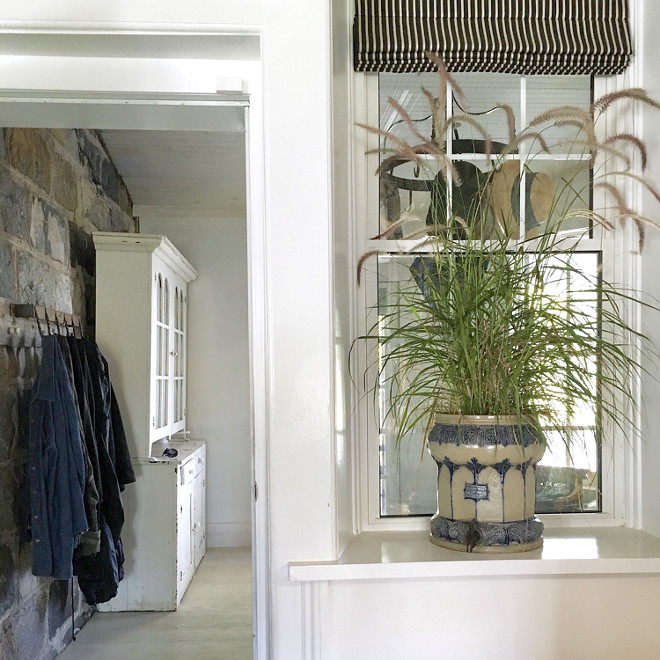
[0,32,270,659]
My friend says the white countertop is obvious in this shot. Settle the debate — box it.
[131,439,205,465]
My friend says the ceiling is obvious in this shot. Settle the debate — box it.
[100,128,247,220]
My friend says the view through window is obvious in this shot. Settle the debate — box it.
[372,72,601,517]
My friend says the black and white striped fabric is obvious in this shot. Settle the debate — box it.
[354,0,632,75]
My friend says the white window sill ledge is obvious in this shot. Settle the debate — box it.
[289,527,660,582]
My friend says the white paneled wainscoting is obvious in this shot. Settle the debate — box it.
[290,527,660,659]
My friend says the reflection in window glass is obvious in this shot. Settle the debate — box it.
[378,73,592,239]
[374,73,597,517]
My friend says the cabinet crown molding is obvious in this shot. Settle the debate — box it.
[93,231,198,283]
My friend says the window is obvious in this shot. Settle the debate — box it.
[356,71,619,526]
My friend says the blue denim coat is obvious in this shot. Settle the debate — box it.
[29,335,88,579]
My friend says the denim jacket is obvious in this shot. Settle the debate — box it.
[29,335,88,580]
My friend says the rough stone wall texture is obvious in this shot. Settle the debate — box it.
[0,128,133,660]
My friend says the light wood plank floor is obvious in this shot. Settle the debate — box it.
[59,547,253,660]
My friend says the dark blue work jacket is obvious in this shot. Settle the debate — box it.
[28,335,88,580]
[74,340,135,604]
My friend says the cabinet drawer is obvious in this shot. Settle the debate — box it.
[180,458,196,485]
[194,453,205,478]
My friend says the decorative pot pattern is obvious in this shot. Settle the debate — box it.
[427,415,545,553]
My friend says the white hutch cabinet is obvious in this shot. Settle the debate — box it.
[93,232,206,611]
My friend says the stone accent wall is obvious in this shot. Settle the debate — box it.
[0,128,133,660]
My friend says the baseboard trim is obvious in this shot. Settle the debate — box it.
[206,522,252,547]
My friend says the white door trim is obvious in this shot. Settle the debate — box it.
[0,30,271,659]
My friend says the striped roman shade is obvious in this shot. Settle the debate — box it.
[354,0,632,75]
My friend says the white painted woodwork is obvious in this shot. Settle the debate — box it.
[642,0,660,539]
[0,42,268,655]
[94,231,197,457]
[177,458,194,591]
[0,33,260,60]
[290,527,660,581]
[318,573,660,659]
[94,231,206,611]
[290,528,660,658]
[98,442,207,612]
[193,452,207,568]
[331,0,357,558]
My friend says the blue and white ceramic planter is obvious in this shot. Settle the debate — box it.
[427,414,545,553]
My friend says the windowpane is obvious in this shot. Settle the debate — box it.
[377,73,593,238]
[537,430,599,513]
[526,76,592,153]
[535,251,601,514]
[376,254,442,515]
[379,72,437,146]
[375,250,602,517]
[526,159,592,236]
[452,73,521,146]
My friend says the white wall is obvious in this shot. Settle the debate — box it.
[322,575,660,659]
[141,215,251,547]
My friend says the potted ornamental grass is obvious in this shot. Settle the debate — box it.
[356,56,660,553]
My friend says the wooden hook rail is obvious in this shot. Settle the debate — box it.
[0,302,85,349]
[11,304,84,330]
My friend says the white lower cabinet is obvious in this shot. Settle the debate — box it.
[99,441,206,611]
[192,454,206,570]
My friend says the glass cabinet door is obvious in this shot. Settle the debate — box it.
[155,274,170,433]
[153,270,189,442]
[172,287,186,429]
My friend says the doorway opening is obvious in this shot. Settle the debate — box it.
[0,87,267,658]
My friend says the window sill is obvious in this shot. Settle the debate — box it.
[288,526,660,582]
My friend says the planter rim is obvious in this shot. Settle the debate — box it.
[433,413,536,426]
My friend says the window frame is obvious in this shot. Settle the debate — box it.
[351,69,643,533]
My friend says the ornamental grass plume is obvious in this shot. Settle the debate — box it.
[355,55,660,455]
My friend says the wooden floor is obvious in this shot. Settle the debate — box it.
[60,547,253,660]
